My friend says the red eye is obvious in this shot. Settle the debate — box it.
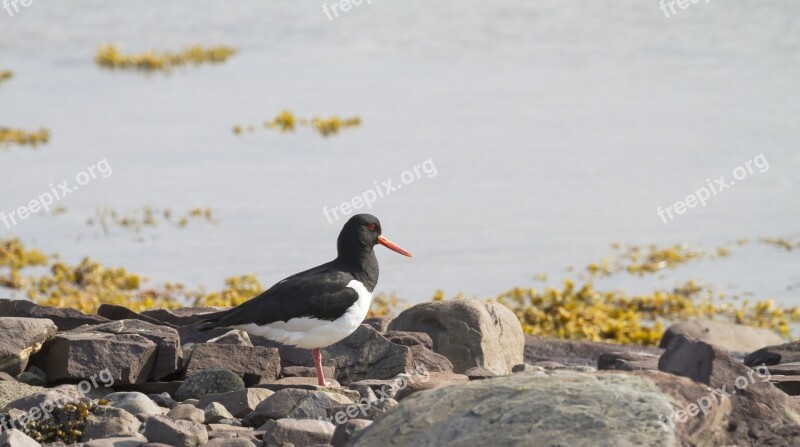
[368,224,377,231]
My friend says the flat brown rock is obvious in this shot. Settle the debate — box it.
[526,334,662,367]
[45,332,157,384]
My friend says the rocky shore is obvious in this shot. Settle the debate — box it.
[0,298,798,446]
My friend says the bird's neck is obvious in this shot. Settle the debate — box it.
[337,248,379,291]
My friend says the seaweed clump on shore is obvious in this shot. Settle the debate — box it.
[233,110,362,138]
[496,278,800,346]
[0,127,50,148]
[95,44,237,71]
[0,400,94,444]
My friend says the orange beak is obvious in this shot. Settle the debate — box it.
[377,235,413,258]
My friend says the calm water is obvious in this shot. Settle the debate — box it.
[1,1,799,305]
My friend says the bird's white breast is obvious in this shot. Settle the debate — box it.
[231,280,372,349]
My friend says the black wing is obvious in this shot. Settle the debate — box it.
[213,261,361,327]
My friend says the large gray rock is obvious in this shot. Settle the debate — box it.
[175,367,244,401]
[0,299,108,331]
[259,418,335,447]
[183,344,279,386]
[388,300,524,375]
[83,406,142,440]
[659,333,800,445]
[660,319,784,353]
[69,319,182,381]
[0,317,57,376]
[349,372,684,447]
[322,325,415,384]
[143,415,209,447]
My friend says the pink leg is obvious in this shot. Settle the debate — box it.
[312,348,330,386]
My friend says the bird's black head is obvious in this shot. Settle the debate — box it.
[337,214,412,265]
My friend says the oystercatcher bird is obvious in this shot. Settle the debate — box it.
[198,214,412,386]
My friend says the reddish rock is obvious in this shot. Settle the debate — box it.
[45,332,157,384]
[183,344,280,386]
[322,325,415,384]
[408,345,453,373]
[69,319,182,381]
